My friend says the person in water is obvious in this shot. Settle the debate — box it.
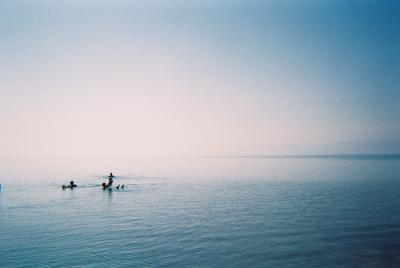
[102,173,125,190]
[108,172,114,187]
[102,182,109,190]
[102,173,115,190]
[62,180,77,190]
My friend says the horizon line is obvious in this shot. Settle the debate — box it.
[1,153,400,161]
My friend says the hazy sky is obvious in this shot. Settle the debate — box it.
[0,0,399,158]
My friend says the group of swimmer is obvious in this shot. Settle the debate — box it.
[101,172,124,190]
[62,172,124,190]
[62,180,77,190]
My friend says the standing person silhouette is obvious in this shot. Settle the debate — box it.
[108,172,114,187]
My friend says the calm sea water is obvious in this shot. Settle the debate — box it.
[1,156,400,267]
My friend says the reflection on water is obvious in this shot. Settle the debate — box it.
[104,187,113,203]
[0,156,400,267]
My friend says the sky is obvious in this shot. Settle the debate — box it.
[0,0,399,158]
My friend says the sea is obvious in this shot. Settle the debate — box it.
[0,155,399,267]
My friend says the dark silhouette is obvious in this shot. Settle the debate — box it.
[108,172,114,187]
[102,172,115,190]
[62,180,77,190]
[102,182,109,190]
[115,184,125,190]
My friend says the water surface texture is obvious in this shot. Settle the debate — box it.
[1,156,400,267]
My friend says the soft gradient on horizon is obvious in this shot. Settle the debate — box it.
[0,0,399,158]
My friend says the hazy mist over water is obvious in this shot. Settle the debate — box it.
[1,154,400,183]
[1,156,400,267]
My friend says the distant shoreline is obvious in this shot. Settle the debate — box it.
[200,154,400,160]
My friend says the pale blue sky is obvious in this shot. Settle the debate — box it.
[0,0,399,158]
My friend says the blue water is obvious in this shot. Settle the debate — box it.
[1,156,400,267]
